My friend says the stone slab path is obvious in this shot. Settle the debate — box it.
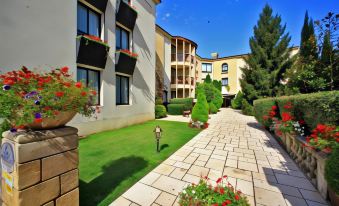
[110,108,328,206]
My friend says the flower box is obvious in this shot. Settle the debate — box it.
[84,0,108,13]
[115,50,137,75]
[116,1,138,31]
[76,35,110,69]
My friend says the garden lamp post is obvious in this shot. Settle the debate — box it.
[153,125,162,152]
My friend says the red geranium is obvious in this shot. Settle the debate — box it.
[55,91,64,97]
[75,82,82,88]
[271,105,277,110]
[60,66,69,73]
[282,112,293,122]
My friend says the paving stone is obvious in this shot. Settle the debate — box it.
[208,169,223,181]
[193,160,206,167]
[284,195,308,206]
[155,192,176,206]
[225,159,237,168]
[223,167,252,181]
[213,149,228,156]
[275,173,316,191]
[193,148,213,155]
[183,156,197,164]
[154,164,175,175]
[252,172,277,183]
[173,161,191,170]
[182,174,200,184]
[299,189,328,204]
[205,158,225,171]
[170,168,187,180]
[140,172,161,185]
[236,179,254,196]
[163,159,176,166]
[123,182,161,206]
[238,161,258,172]
[270,182,303,198]
[305,200,328,206]
[197,154,210,161]
[255,187,286,206]
[187,165,209,177]
[109,197,131,206]
[152,176,187,196]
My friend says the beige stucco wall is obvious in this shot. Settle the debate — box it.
[0,0,158,136]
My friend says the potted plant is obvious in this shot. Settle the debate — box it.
[0,66,97,131]
[179,176,250,206]
[325,146,339,205]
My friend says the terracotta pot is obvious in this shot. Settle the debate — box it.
[26,111,77,130]
[329,187,339,206]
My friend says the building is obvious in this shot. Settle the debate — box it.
[0,0,161,136]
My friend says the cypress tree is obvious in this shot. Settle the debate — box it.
[240,4,294,103]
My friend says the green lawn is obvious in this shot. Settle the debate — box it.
[79,120,200,206]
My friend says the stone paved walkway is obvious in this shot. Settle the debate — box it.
[110,108,328,206]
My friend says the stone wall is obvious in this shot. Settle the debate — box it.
[1,127,79,206]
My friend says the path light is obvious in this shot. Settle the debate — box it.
[153,125,162,152]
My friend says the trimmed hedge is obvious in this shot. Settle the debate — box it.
[254,91,339,129]
[241,99,254,116]
[192,93,209,123]
[325,146,339,194]
[155,105,167,119]
[209,102,218,114]
[169,98,193,110]
[168,104,185,115]
[253,97,276,127]
[231,91,244,109]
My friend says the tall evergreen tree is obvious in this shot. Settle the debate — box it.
[240,4,294,103]
[300,12,318,60]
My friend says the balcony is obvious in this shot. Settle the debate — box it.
[171,53,195,64]
[76,35,110,69]
[116,1,138,31]
[115,50,138,75]
[85,0,108,13]
[171,76,195,85]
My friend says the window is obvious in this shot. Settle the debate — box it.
[77,3,101,37]
[116,26,130,50]
[77,68,101,105]
[222,78,228,86]
[116,75,129,105]
[222,63,228,73]
[202,63,212,73]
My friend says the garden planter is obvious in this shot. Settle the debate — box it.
[328,188,339,206]
[115,51,137,75]
[116,1,137,30]
[26,111,77,130]
[76,35,110,69]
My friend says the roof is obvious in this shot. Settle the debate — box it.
[156,25,198,48]
[153,0,161,5]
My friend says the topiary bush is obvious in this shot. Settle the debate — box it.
[253,97,276,127]
[191,93,209,123]
[155,98,163,105]
[167,104,185,115]
[241,99,254,116]
[231,91,244,109]
[169,98,193,110]
[209,102,218,114]
[325,146,339,194]
[155,105,167,119]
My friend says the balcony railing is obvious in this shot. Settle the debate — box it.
[171,76,195,85]
[171,53,195,64]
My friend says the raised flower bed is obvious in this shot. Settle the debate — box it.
[253,91,339,203]
[0,66,97,131]
[76,35,110,69]
[116,0,138,31]
[115,50,138,75]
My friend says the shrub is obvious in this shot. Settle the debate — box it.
[197,82,223,109]
[169,98,193,110]
[306,124,339,152]
[155,98,163,105]
[241,99,254,116]
[167,104,185,115]
[179,176,250,206]
[231,91,244,109]
[212,80,222,91]
[275,91,339,129]
[191,93,209,123]
[325,146,339,194]
[253,98,277,127]
[212,87,223,109]
[209,102,218,114]
[155,105,167,119]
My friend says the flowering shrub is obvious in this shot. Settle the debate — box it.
[306,124,339,153]
[179,176,250,206]
[0,66,97,131]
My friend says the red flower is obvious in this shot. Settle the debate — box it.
[219,187,225,194]
[37,88,43,91]
[271,105,277,110]
[81,91,87,97]
[263,115,269,120]
[75,82,82,88]
[336,138,339,143]
[55,91,64,97]
[44,107,51,111]
[60,66,69,73]
[322,147,332,154]
[222,200,231,205]
[63,82,71,87]
[306,136,311,143]
[3,78,14,85]
[269,111,276,117]
[223,175,227,179]
[299,120,305,125]
[212,204,218,206]
[34,118,43,123]
[235,195,240,200]
[216,178,222,184]
[282,112,293,122]
[284,102,293,109]
[91,90,97,95]
[316,124,326,133]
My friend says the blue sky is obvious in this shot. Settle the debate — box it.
[156,0,338,58]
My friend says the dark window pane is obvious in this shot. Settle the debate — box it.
[116,27,121,50]
[89,10,100,36]
[77,68,87,83]
[88,70,100,104]
[222,78,228,86]
[222,64,228,72]
[116,75,129,105]
[77,4,88,34]
[121,30,129,50]
[116,76,121,104]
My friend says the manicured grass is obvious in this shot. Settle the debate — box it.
[79,120,201,206]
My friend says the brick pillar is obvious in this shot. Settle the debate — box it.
[1,127,79,206]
